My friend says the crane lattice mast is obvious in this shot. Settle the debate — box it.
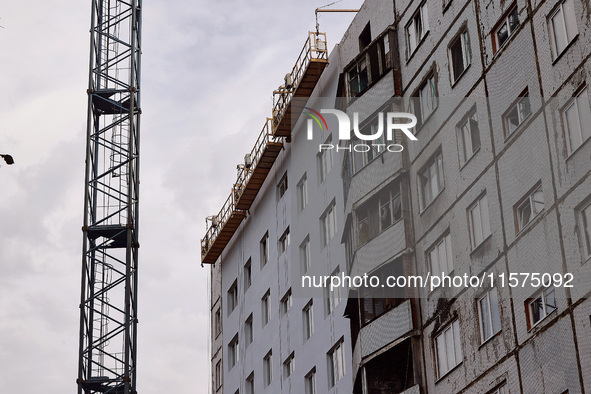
[77,0,142,393]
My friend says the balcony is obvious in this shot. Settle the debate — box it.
[272,32,328,137]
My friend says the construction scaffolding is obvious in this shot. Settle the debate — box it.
[200,32,328,265]
[77,0,142,393]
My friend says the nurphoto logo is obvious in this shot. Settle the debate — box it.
[304,107,418,153]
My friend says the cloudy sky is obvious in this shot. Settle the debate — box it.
[0,1,363,392]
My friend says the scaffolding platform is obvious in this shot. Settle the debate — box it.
[272,32,328,137]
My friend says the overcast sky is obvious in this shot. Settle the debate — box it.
[0,1,363,393]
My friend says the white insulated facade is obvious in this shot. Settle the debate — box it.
[209,51,353,394]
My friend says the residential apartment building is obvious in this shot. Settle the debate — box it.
[208,0,591,393]
[338,0,591,394]
[206,33,353,393]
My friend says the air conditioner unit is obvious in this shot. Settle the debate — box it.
[244,154,252,168]
[284,73,293,89]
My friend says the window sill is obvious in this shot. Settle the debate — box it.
[435,361,463,383]
[478,329,501,349]
[459,147,480,171]
[552,34,579,66]
[406,30,431,64]
[450,63,471,88]
[419,188,445,216]
[565,135,591,161]
[527,308,557,332]
[470,234,492,256]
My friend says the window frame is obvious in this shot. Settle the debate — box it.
[300,236,311,274]
[449,29,471,85]
[427,232,453,279]
[526,286,557,329]
[305,368,316,394]
[277,172,288,200]
[324,266,342,316]
[457,107,481,166]
[228,334,239,370]
[215,360,223,390]
[297,174,308,212]
[279,227,290,255]
[477,287,502,343]
[317,135,333,183]
[263,350,273,387]
[580,199,591,260]
[245,373,255,394]
[492,3,520,53]
[419,151,445,211]
[262,290,271,326]
[303,300,314,341]
[281,288,292,316]
[327,339,346,387]
[549,0,578,60]
[411,73,438,129]
[245,314,253,347]
[406,1,430,57]
[244,258,252,291]
[214,307,222,338]
[321,201,337,248]
[283,352,295,380]
[562,86,591,156]
[260,232,269,268]
[468,193,492,250]
[503,89,531,138]
[227,280,238,316]
[514,183,544,233]
[434,319,462,379]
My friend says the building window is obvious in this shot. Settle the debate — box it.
[515,184,544,232]
[406,1,429,56]
[356,182,401,248]
[277,173,288,200]
[245,314,253,347]
[215,360,223,390]
[458,109,480,165]
[300,236,311,274]
[279,227,290,255]
[262,290,271,326]
[214,308,222,337]
[263,351,273,387]
[478,288,501,342]
[305,368,316,394]
[325,266,342,316]
[527,287,556,328]
[227,280,238,316]
[346,33,390,99]
[281,288,292,316]
[359,259,405,324]
[260,232,269,268]
[449,30,470,84]
[351,116,386,173]
[503,90,531,137]
[420,151,444,210]
[493,4,519,52]
[321,202,337,248]
[244,258,252,291]
[283,352,295,380]
[469,194,491,249]
[317,135,333,183]
[563,87,591,155]
[581,200,591,259]
[228,335,239,370]
[412,73,438,128]
[297,174,308,212]
[328,339,346,387]
[303,300,314,341]
[428,233,453,278]
[246,373,255,394]
[435,319,462,378]
[549,0,578,59]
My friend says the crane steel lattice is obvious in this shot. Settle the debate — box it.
[77,1,141,393]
